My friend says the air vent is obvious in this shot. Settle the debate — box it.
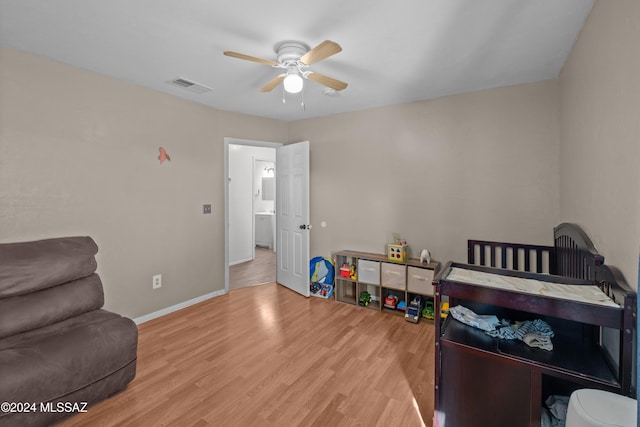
[167,78,213,94]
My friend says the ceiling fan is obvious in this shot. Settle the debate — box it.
[224,40,348,94]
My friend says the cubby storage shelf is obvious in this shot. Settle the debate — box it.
[334,250,440,318]
[335,278,357,305]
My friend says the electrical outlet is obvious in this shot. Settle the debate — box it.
[152,274,162,289]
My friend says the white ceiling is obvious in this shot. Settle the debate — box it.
[0,0,595,122]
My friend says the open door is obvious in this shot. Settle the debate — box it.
[276,141,310,297]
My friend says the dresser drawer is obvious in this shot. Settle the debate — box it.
[407,267,434,295]
[381,262,405,290]
[357,259,380,285]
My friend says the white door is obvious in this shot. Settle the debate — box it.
[276,141,310,297]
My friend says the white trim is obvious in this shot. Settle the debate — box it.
[133,289,227,324]
[230,257,253,266]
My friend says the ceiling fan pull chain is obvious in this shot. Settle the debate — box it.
[301,89,305,111]
[282,85,286,104]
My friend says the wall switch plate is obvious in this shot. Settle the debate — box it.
[203,204,212,214]
[152,274,162,289]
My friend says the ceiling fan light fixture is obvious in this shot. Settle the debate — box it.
[283,73,303,94]
[224,40,347,97]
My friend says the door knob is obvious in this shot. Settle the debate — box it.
[299,224,312,230]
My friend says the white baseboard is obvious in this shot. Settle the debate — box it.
[133,288,227,325]
[229,257,253,266]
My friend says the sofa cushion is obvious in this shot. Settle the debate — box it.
[0,236,98,298]
[0,309,138,404]
[0,361,136,427]
[0,274,104,339]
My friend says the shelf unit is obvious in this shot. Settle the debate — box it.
[334,250,440,316]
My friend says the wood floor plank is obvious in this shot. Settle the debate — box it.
[58,283,434,427]
[229,247,276,290]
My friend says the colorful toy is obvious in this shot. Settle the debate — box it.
[321,284,332,297]
[359,291,372,307]
[387,244,408,262]
[309,256,335,299]
[387,234,408,262]
[384,294,398,309]
[441,301,450,318]
[422,300,435,319]
[339,263,351,278]
[405,296,423,323]
[339,262,357,280]
[397,300,406,311]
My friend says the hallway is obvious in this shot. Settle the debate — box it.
[229,247,276,291]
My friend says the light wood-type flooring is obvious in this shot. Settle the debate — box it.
[229,247,276,291]
[59,283,435,427]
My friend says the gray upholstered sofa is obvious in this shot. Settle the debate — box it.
[0,237,138,426]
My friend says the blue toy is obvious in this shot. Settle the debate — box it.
[309,256,335,298]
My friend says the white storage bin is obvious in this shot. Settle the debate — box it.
[407,266,435,295]
[381,262,405,290]
[357,259,380,285]
[567,389,636,427]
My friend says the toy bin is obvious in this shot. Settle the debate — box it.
[407,267,435,295]
[309,256,334,299]
[381,262,405,290]
[357,259,380,285]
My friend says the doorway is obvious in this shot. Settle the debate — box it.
[225,138,311,297]
[224,138,281,293]
[228,247,276,291]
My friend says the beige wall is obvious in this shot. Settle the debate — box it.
[0,46,562,319]
[289,80,560,265]
[7,2,637,320]
[0,46,288,318]
[559,0,640,290]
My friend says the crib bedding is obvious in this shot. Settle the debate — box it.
[445,267,619,308]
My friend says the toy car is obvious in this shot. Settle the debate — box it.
[310,282,322,294]
[441,302,450,318]
[384,294,398,309]
[321,284,333,298]
[405,296,423,323]
[422,300,435,319]
[359,291,372,307]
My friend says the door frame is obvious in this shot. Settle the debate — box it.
[224,137,282,293]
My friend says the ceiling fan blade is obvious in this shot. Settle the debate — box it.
[260,75,286,92]
[300,40,342,65]
[305,72,348,91]
[223,51,279,67]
